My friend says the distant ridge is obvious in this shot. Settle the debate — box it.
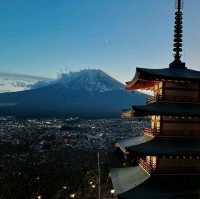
[0,69,146,118]
[0,72,51,81]
[0,72,52,93]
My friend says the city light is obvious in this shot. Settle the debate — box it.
[36,176,40,180]
[89,181,93,185]
[110,189,115,194]
[91,184,96,189]
[70,193,76,198]
[110,189,116,198]
[37,195,42,199]
[62,186,67,190]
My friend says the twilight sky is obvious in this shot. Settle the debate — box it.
[0,0,200,82]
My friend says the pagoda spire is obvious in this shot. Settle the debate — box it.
[170,0,186,68]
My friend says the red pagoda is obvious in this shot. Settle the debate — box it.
[110,0,200,198]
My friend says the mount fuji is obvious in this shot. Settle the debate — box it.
[0,69,146,118]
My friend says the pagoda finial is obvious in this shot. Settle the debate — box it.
[170,0,186,69]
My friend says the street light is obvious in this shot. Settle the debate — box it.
[110,189,115,198]
[70,193,76,198]
[89,181,93,185]
[37,195,42,199]
[62,186,67,190]
[91,184,96,189]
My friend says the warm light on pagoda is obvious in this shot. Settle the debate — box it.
[151,156,157,169]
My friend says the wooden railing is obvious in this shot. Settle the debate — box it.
[144,127,200,137]
[140,158,200,174]
[144,128,160,136]
[139,159,156,173]
[146,95,157,104]
[146,95,200,104]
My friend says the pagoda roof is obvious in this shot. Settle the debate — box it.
[127,67,200,90]
[115,135,154,154]
[118,172,200,199]
[132,102,200,117]
[126,136,200,156]
[110,166,150,195]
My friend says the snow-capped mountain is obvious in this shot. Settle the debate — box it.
[31,69,124,92]
[0,72,51,93]
[57,69,124,92]
[0,69,146,117]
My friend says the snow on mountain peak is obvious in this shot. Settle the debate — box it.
[58,69,124,92]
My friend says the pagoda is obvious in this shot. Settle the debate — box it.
[110,0,200,198]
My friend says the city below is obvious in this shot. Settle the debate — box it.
[0,116,149,199]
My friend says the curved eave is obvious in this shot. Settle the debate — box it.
[126,79,155,90]
[126,69,156,90]
[132,102,200,117]
[110,166,150,195]
[119,175,200,199]
[115,135,154,154]
[126,137,200,156]
[126,67,200,91]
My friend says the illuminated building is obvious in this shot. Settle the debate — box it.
[110,0,200,198]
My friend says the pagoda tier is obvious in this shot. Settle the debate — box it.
[119,176,200,199]
[126,68,200,137]
[126,67,200,90]
[115,136,200,174]
[111,167,200,198]
[126,136,200,156]
[131,103,200,117]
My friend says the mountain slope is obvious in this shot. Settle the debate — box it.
[0,69,146,117]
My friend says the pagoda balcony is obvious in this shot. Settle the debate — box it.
[144,128,160,136]
[146,95,200,104]
[144,128,200,137]
[139,158,200,174]
[139,159,156,174]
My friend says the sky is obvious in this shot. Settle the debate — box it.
[0,0,200,83]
